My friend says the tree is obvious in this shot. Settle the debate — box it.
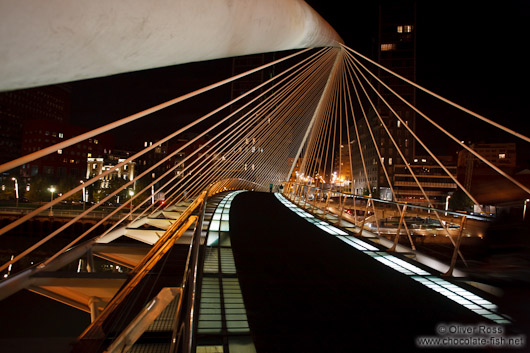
[449,189,474,212]
[26,175,55,202]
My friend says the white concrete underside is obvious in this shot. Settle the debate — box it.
[0,0,342,91]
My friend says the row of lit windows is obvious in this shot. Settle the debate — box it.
[397,25,413,33]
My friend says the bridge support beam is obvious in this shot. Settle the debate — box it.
[88,296,105,323]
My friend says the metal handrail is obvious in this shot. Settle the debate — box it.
[287,182,493,222]
[171,188,210,353]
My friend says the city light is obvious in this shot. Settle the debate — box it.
[445,195,451,216]
[128,189,134,219]
[48,186,56,216]
[80,180,86,211]
[11,177,18,207]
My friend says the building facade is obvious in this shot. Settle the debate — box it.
[21,119,112,179]
[352,2,417,199]
[0,85,71,165]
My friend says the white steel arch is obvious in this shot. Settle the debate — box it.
[0,0,342,91]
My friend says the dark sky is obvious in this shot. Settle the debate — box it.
[69,1,529,153]
[307,0,529,138]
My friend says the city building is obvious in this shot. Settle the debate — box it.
[351,2,417,198]
[457,142,517,189]
[20,119,113,179]
[393,155,457,207]
[0,85,70,165]
[86,155,135,188]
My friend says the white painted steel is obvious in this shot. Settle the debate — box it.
[0,0,342,91]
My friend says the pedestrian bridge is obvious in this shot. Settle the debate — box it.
[0,1,529,352]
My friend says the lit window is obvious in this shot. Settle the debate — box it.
[87,153,92,157]
[381,43,396,51]
[57,149,62,154]
[404,25,413,33]
[397,25,403,33]
[388,158,393,165]
[144,141,148,147]
[59,133,63,138]
[397,120,401,128]
[94,139,98,144]
[422,159,427,163]
[499,153,506,159]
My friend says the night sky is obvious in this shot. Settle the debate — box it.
[68,1,529,155]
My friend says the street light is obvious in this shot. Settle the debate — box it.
[80,180,86,211]
[11,177,18,207]
[445,195,451,216]
[524,199,530,221]
[49,186,56,216]
[128,189,134,220]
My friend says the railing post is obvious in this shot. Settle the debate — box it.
[303,186,310,208]
[443,216,467,277]
[337,194,347,225]
[357,197,372,237]
[352,195,357,225]
[388,204,407,252]
[312,187,318,212]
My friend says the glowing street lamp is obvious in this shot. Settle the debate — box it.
[11,177,18,207]
[80,180,86,211]
[445,195,451,216]
[128,189,134,220]
[49,186,56,216]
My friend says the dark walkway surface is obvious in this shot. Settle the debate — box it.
[229,192,498,352]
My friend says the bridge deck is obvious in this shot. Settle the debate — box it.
[229,192,493,352]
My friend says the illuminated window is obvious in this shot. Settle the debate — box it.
[381,43,396,51]
[499,153,506,159]
[57,149,62,154]
[397,25,403,33]
[94,139,98,144]
[59,133,63,138]
[404,25,413,33]
[388,158,393,165]
[397,120,401,128]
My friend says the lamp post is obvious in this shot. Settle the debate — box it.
[11,177,18,207]
[524,199,530,221]
[80,180,86,211]
[128,189,134,220]
[445,195,451,216]
[49,186,56,216]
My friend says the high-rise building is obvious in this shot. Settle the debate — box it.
[352,2,416,199]
[0,85,71,165]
